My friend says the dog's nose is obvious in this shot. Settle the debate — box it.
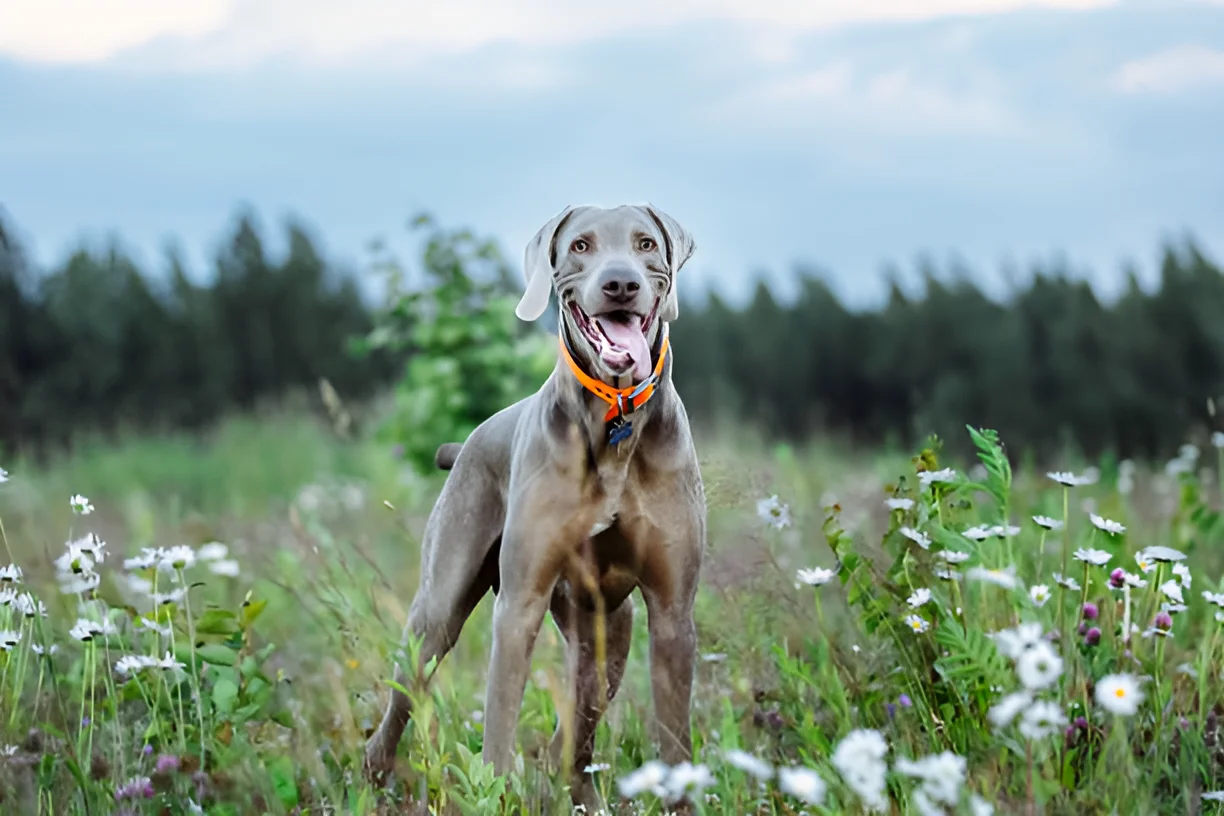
[598,266,644,303]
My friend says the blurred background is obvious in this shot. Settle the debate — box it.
[3,0,1224,466]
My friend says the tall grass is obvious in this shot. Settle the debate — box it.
[1,416,1223,814]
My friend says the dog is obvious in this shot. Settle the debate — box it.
[363,204,706,811]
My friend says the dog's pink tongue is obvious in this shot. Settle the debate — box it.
[595,315,652,381]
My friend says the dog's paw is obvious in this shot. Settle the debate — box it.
[362,739,396,787]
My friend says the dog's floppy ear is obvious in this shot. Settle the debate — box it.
[643,203,695,322]
[516,205,577,322]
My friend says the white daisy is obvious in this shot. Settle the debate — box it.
[1159,580,1185,605]
[58,571,101,596]
[0,630,20,651]
[157,651,186,671]
[124,548,164,571]
[1095,673,1144,716]
[963,525,993,541]
[987,691,1032,729]
[617,760,669,798]
[1134,551,1156,574]
[1202,591,1224,608]
[31,644,58,656]
[1203,790,1224,802]
[797,567,836,587]
[136,617,173,637]
[583,763,610,774]
[54,544,96,576]
[663,761,714,802]
[885,498,914,511]
[904,614,930,634]
[115,655,156,675]
[970,794,995,816]
[1172,563,1191,589]
[1016,641,1063,691]
[1029,585,1051,607]
[70,494,95,515]
[1031,515,1064,530]
[966,565,1019,590]
[1047,471,1093,487]
[831,729,889,812]
[991,524,1021,538]
[907,588,933,608]
[724,749,773,780]
[777,767,826,804]
[1018,700,1067,740]
[1054,573,1082,591]
[69,619,104,642]
[900,527,932,550]
[1073,548,1112,567]
[989,622,1044,659]
[14,592,46,619]
[1122,571,1148,589]
[757,495,791,530]
[158,545,196,572]
[918,468,958,488]
[0,564,21,583]
[209,560,241,578]
[894,751,966,807]
[72,533,106,561]
[150,588,186,606]
[197,542,229,561]
[1142,545,1186,563]
[1089,514,1126,535]
[936,550,970,564]
[934,567,961,581]
[1212,432,1224,449]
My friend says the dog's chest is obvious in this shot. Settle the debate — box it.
[584,455,639,537]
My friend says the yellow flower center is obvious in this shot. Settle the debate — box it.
[1114,688,1126,698]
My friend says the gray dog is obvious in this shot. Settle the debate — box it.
[364,203,706,811]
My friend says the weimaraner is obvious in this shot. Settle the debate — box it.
[363,204,706,810]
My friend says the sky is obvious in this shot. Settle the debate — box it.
[1,0,1223,308]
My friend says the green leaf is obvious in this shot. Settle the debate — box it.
[267,755,299,808]
[241,598,268,628]
[195,609,240,636]
[212,676,239,716]
[195,643,238,667]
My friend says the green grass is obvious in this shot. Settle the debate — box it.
[2,414,1224,814]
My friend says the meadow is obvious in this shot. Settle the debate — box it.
[2,411,1224,815]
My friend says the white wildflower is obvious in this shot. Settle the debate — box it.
[1073,548,1112,566]
[31,644,58,656]
[907,588,933,608]
[831,729,889,812]
[724,749,773,780]
[797,567,836,587]
[885,497,914,511]
[70,494,94,514]
[58,571,101,596]
[1095,673,1144,716]
[963,525,993,541]
[1016,641,1063,691]
[1203,790,1224,801]
[991,524,1021,537]
[663,761,714,802]
[777,767,825,804]
[1212,432,1224,449]
[209,559,240,578]
[757,495,791,530]
[157,651,186,671]
[1134,551,1155,574]
[1172,563,1191,589]
[0,630,20,651]
[1031,515,1063,530]
[1054,573,1081,591]
[919,468,958,488]
[14,592,46,618]
[0,744,17,757]
[137,617,172,637]
[1159,580,1184,605]
[1202,591,1224,608]
[987,691,1033,729]
[1047,471,1093,487]
[158,545,196,572]
[935,566,961,581]
[583,763,610,774]
[124,548,164,571]
[0,564,21,583]
[115,655,157,675]
[969,793,995,815]
[894,751,965,807]
[900,526,931,549]
[1089,514,1126,535]
[150,588,186,606]
[966,565,1019,589]
[618,760,669,798]
[1029,585,1051,607]
[989,622,1044,659]
[936,550,970,564]
[197,542,228,561]
[1018,700,1067,740]
[54,544,95,576]
[1142,545,1186,563]
[904,614,930,634]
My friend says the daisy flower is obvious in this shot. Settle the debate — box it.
[907,588,933,608]
[664,762,714,802]
[894,751,966,807]
[0,630,20,651]
[1134,551,1156,574]
[797,567,836,587]
[0,564,21,583]
[918,468,958,488]
[991,524,1021,537]
[1073,548,1112,566]
[1053,573,1081,591]
[209,559,240,577]
[159,545,196,572]
[777,767,826,805]
[724,749,773,780]
[618,760,669,798]
[1212,432,1224,449]
[1016,640,1063,691]
[963,525,993,541]
[1141,545,1186,563]
[1029,585,1051,607]
[1159,580,1184,605]
[900,527,931,550]
[756,495,791,530]
[987,691,1033,729]
[885,498,914,511]
[989,622,1044,659]
[70,494,94,515]
[124,548,164,571]
[197,542,229,561]
[1202,591,1224,608]
[936,550,970,564]
[1089,514,1126,535]
[904,614,931,634]
[1172,563,1191,589]
[1031,515,1064,531]
[1018,700,1067,740]
[1047,471,1093,487]
[1095,673,1144,716]
[831,729,889,812]
[966,565,1019,590]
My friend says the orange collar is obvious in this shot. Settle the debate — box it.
[559,323,671,424]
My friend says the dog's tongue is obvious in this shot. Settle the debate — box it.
[595,314,652,381]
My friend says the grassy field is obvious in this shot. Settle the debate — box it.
[2,413,1224,815]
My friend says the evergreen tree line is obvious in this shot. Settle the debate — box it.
[2,206,1222,462]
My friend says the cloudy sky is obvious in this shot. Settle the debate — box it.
[1,0,1222,306]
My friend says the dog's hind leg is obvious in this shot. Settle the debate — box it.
[363,462,504,785]
[548,590,634,811]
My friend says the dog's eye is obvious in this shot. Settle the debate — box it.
[571,239,589,253]
[637,237,656,252]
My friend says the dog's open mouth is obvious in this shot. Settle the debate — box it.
[568,300,658,382]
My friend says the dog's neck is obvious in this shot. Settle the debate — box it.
[554,310,671,453]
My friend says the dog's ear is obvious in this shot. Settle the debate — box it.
[642,204,695,322]
[517,205,578,322]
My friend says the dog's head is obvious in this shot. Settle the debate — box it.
[516,204,695,383]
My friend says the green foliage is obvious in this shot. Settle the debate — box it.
[355,213,555,473]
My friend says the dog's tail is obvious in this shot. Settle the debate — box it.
[435,442,463,471]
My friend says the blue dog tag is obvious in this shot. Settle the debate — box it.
[608,419,633,446]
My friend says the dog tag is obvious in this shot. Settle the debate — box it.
[607,418,633,447]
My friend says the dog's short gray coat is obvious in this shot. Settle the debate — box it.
[363,204,705,811]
